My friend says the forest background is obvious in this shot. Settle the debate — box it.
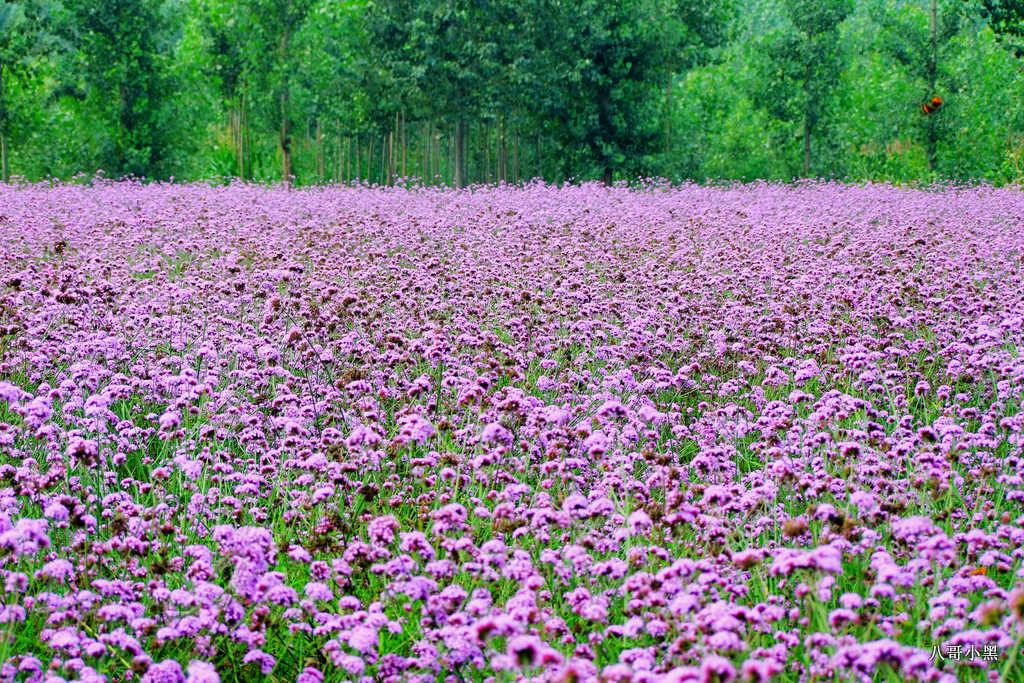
[1,0,1023,187]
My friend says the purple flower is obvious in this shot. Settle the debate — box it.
[296,667,323,683]
[481,422,513,446]
[242,649,275,675]
[141,660,185,683]
[0,518,50,557]
[347,625,378,654]
[626,509,652,536]
[507,635,542,667]
[158,409,181,431]
[185,661,219,683]
[35,558,74,583]
[337,655,365,675]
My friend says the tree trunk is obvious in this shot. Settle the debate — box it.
[401,110,407,179]
[241,92,248,180]
[316,118,324,182]
[499,116,506,183]
[437,129,443,184]
[388,130,394,185]
[0,64,7,183]
[118,82,128,173]
[279,31,292,183]
[803,121,811,177]
[355,136,361,181]
[337,121,344,182]
[927,0,938,171]
[0,134,7,184]
[280,92,292,182]
[231,103,242,179]
[513,129,519,184]
[368,137,375,183]
[484,121,491,183]
[598,87,614,185]
[422,122,429,182]
[803,63,811,177]
[535,133,541,180]
[455,120,466,188]
[665,72,674,155]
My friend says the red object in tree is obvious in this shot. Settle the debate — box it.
[922,96,944,115]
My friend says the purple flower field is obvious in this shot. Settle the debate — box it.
[0,180,1023,683]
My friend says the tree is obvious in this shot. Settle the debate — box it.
[870,0,964,172]
[63,0,172,177]
[756,0,853,177]
[186,0,253,178]
[981,0,1024,56]
[0,2,25,182]
[0,1,47,182]
[365,0,505,187]
[243,0,315,182]
[520,0,729,185]
[661,1,735,160]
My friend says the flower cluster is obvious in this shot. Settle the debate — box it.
[0,179,1022,681]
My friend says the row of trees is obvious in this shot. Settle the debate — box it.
[1,0,1023,185]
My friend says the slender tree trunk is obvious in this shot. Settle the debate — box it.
[230,104,241,179]
[598,88,614,185]
[437,129,444,184]
[280,93,291,182]
[535,133,541,180]
[422,122,429,182]
[665,72,674,155]
[339,122,348,181]
[316,118,324,182]
[368,137,375,183]
[484,121,491,183]
[278,30,293,183]
[355,136,361,181]
[455,120,466,188]
[387,131,394,185]
[117,83,128,173]
[401,110,407,179]
[391,112,398,183]
[499,116,506,183]
[803,63,811,177]
[0,64,7,183]
[803,122,811,177]
[339,126,348,183]
[927,0,938,171]
[0,134,7,184]
[241,92,248,180]
[513,129,519,184]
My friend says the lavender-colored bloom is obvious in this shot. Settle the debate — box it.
[185,661,220,683]
[347,625,379,654]
[35,558,74,583]
[241,649,275,675]
[296,667,324,683]
[141,660,185,683]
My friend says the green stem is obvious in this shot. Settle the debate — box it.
[998,630,1024,683]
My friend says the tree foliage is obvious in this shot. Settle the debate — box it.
[62,0,174,177]
[981,0,1024,55]
[0,0,1022,185]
